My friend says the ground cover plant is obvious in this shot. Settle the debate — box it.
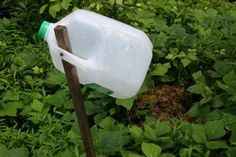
[0,0,236,156]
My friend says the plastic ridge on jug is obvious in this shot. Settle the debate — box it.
[38,9,153,99]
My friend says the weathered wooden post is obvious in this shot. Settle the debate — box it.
[54,25,96,157]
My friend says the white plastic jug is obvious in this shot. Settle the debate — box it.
[38,9,153,99]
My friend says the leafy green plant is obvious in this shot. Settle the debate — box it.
[1,0,236,157]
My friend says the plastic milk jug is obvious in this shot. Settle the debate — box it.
[38,9,153,99]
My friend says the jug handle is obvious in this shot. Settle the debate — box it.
[57,47,88,71]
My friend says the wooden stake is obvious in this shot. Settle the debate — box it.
[54,25,96,157]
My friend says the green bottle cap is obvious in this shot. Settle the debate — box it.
[38,21,51,40]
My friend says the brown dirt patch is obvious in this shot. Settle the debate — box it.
[130,84,193,122]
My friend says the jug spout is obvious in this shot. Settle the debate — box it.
[38,21,52,40]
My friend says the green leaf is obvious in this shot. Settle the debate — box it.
[128,125,142,139]
[49,2,61,18]
[88,91,107,99]
[144,124,156,140]
[67,122,81,142]
[72,6,78,11]
[214,61,233,76]
[179,148,192,157]
[206,8,218,17]
[72,121,81,135]
[192,124,207,144]
[145,116,157,126]
[0,102,24,117]
[181,58,191,67]
[186,49,197,60]
[223,113,236,126]
[56,149,74,157]
[192,71,206,84]
[39,4,48,14]
[181,34,197,46]
[230,129,236,145]
[205,110,223,121]
[153,32,168,47]
[208,70,221,78]
[200,95,213,105]
[223,70,236,86]
[150,0,165,8]
[230,95,236,102]
[154,20,168,32]
[223,70,236,95]
[121,151,142,157]
[98,117,115,130]
[228,147,236,157]
[87,83,113,95]
[13,53,39,68]
[116,0,123,5]
[151,62,170,76]
[212,95,224,108]
[46,90,68,107]
[0,144,8,157]
[159,75,175,82]
[206,141,228,149]
[155,121,171,137]
[46,70,65,85]
[30,92,43,100]
[133,10,155,27]
[31,99,44,112]
[141,142,161,157]
[188,83,212,96]
[61,0,72,10]
[157,137,174,150]
[7,146,29,157]
[187,83,212,104]
[165,48,178,60]
[176,51,186,58]
[109,0,115,5]
[116,96,136,110]
[216,81,228,90]
[138,75,154,94]
[67,129,80,142]
[3,91,18,101]
[93,112,107,123]
[185,103,201,117]
[84,101,102,116]
[94,130,129,152]
[160,153,175,157]
[205,120,226,140]
[165,53,176,60]
[171,24,186,40]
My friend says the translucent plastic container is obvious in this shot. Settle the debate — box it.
[38,9,153,99]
